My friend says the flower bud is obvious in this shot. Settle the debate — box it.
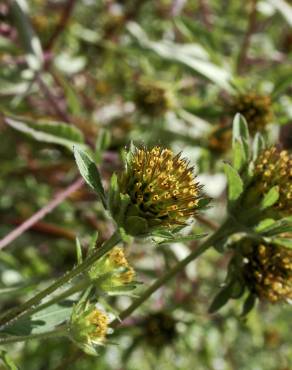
[109,146,205,236]
[140,312,177,348]
[134,81,174,116]
[254,146,292,214]
[227,92,272,135]
[69,302,110,355]
[88,247,135,292]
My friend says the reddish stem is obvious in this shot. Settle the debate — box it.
[0,177,84,250]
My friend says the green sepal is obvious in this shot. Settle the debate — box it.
[241,293,256,317]
[208,284,233,313]
[260,186,279,209]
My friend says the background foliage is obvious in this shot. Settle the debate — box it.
[0,0,292,369]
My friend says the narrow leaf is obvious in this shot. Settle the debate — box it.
[5,115,85,151]
[208,285,232,313]
[74,147,107,208]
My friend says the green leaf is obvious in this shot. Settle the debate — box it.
[233,113,249,143]
[232,114,249,171]
[208,284,233,313]
[259,218,292,236]
[254,218,275,232]
[95,129,111,163]
[3,303,73,336]
[154,233,207,245]
[75,238,83,265]
[73,147,107,208]
[0,350,19,370]
[5,115,86,151]
[261,186,279,209]
[272,238,292,249]
[10,0,43,71]
[252,133,266,161]
[127,22,233,91]
[223,163,244,203]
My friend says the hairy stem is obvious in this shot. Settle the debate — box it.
[0,325,68,345]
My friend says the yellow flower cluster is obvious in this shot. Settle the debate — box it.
[108,247,135,284]
[85,309,109,341]
[228,92,272,134]
[243,243,292,303]
[254,146,292,213]
[120,146,202,227]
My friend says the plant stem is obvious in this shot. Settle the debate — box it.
[0,231,121,330]
[13,279,92,324]
[111,222,231,327]
[0,325,68,345]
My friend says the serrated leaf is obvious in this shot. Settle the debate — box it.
[0,350,19,370]
[223,163,244,203]
[73,147,107,208]
[5,115,86,151]
[261,186,279,209]
[208,284,233,313]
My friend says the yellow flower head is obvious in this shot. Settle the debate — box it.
[254,146,292,213]
[85,309,109,341]
[243,243,292,303]
[119,146,203,229]
[228,92,272,134]
[69,303,110,355]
